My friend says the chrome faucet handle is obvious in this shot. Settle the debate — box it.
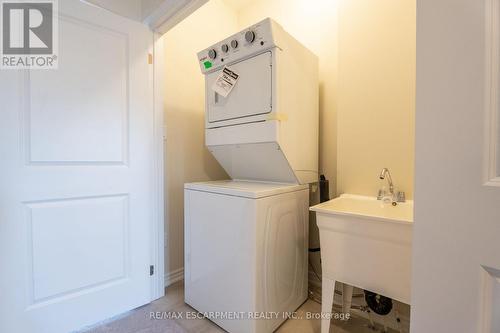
[377,189,386,200]
[396,191,406,203]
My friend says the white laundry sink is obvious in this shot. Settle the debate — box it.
[312,194,413,223]
[310,194,413,333]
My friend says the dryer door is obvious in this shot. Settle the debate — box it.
[206,51,272,124]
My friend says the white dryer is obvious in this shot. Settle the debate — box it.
[184,181,309,333]
[197,18,319,184]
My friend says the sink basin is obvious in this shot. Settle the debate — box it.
[311,194,413,223]
[310,194,413,333]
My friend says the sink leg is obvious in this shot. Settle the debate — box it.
[342,283,354,316]
[321,277,335,333]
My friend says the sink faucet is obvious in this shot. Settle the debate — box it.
[377,168,405,202]
[379,168,394,197]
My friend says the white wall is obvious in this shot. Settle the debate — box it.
[163,0,235,281]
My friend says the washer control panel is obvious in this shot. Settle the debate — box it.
[197,18,277,74]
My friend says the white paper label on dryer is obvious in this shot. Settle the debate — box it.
[212,67,239,97]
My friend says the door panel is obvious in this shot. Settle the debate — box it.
[412,0,500,332]
[207,51,272,123]
[0,1,154,332]
[29,15,128,164]
[28,195,128,302]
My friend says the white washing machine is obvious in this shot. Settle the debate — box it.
[185,18,318,333]
[184,181,309,333]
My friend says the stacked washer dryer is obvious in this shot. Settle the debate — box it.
[184,18,318,333]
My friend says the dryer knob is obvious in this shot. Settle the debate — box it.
[221,44,229,53]
[230,39,238,49]
[245,30,256,43]
[208,49,217,59]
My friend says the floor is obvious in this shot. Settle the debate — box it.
[82,282,397,333]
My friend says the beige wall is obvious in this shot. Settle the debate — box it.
[163,0,234,275]
[163,0,416,277]
[237,0,339,197]
[336,0,416,198]
[235,0,415,198]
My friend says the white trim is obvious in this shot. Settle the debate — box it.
[150,32,166,300]
[147,0,204,301]
[146,0,206,300]
[143,0,208,34]
[484,0,500,186]
[164,268,184,287]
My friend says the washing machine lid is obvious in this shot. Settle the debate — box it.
[184,180,307,199]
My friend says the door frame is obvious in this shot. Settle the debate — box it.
[151,32,165,300]
[149,0,209,299]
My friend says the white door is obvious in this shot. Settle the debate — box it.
[0,1,155,332]
[412,0,500,332]
[206,51,272,123]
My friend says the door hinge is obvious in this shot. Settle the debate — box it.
[148,53,153,65]
[149,265,154,276]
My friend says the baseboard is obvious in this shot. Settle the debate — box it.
[164,267,184,287]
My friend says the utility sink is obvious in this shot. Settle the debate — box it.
[312,194,413,223]
[310,194,413,333]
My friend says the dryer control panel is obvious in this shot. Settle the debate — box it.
[197,18,277,74]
